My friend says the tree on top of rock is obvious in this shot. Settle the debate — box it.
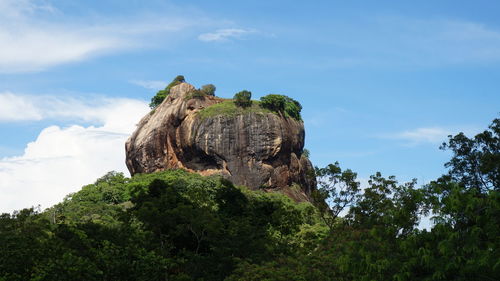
[259,94,302,121]
[149,75,185,109]
[233,90,252,108]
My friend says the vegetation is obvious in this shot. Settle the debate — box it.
[184,84,217,100]
[200,84,216,96]
[196,91,303,121]
[149,75,185,109]
[233,90,252,108]
[259,94,302,121]
[196,100,271,120]
[149,79,302,122]
[0,170,319,281]
[1,117,498,280]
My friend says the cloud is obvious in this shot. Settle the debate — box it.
[0,94,149,213]
[130,80,167,90]
[198,28,256,42]
[382,127,452,146]
[0,0,198,73]
[397,127,452,143]
[0,92,147,132]
[379,124,485,147]
[0,92,43,121]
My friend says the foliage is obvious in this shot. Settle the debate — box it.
[149,75,185,109]
[1,117,498,280]
[184,84,217,100]
[440,118,499,192]
[233,90,252,108]
[200,84,216,96]
[259,94,302,120]
[1,170,319,281]
[419,117,500,280]
[196,100,271,120]
[186,89,205,99]
[312,162,360,231]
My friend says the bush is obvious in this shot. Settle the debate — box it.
[190,89,205,99]
[233,90,252,108]
[149,75,186,108]
[259,94,302,120]
[259,94,286,112]
[200,84,216,96]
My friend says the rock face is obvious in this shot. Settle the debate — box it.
[125,83,315,201]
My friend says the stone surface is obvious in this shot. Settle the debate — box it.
[125,82,315,200]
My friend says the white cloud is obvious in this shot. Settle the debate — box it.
[0,92,43,121]
[380,125,484,147]
[130,80,167,90]
[0,94,149,213]
[0,92,147,131]
[397,127,452,144]
[198,28,256,42]
[0,0,198,73]
[383,127,452,146]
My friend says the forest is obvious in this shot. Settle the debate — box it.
[0,117,498,281]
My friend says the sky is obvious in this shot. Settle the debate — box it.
[1,0,499,213]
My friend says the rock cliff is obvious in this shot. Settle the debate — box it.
[125,82,315,201]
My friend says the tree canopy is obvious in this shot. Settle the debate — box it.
[1,117,498,280]
[233,90,252,108]
[259,94,302,121]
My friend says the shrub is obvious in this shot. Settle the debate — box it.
[259,94,286,112]
[149,75,186,108]
[149,90,168,109]
[233,90,252,108]
[190,89,205,99]
[284,98,302,120]
[200,84,216,96]
[259,94,302,120]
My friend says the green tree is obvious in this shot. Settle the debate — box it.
[233,90,252,107]
[200,84,216,96]
[149,75,185,108]
[312,162,360,232]
[440,118,499,192]
[0,208,51,281]
[420,117,500,280]
[259,94,302,120]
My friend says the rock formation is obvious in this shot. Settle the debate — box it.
[125,82,315,201]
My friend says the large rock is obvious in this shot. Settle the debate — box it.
[125,82,315,201]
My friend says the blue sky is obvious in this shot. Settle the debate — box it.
[1,0,499,212]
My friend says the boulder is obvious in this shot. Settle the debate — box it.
[125,82,315,200]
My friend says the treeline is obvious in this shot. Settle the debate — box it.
[0,118,498,281]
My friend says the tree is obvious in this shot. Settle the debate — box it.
[421,117,500,280]
[312,162,360,232]
[259,94,302,120]
[259,94,285,112]
[200,84,216,96]
[233,90,252,108]
[149,75,185,108]
[0,208,51,281]
[440,118,499,192]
